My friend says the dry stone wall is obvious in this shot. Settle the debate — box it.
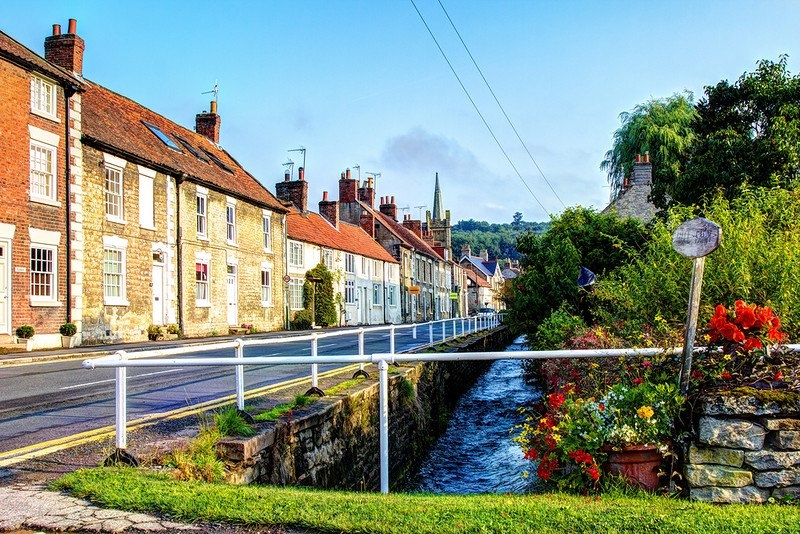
[686,389,800,503]
[218,328,511,490]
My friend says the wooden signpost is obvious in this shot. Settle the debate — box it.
[673,218,721,395]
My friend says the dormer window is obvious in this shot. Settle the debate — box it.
[30,75,57,119]
[143,121,182,152]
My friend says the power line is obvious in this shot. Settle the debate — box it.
[409,0,552,219]
[437,0,567,210]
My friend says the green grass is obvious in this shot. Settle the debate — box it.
[253,394,314,422]
[54,468,800,533]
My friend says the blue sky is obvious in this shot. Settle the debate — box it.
[5,1,800,223]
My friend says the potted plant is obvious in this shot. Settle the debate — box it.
[15,324,35,351]
[165,324,181,340]
[147,324,163,341]
[59,322,78,348]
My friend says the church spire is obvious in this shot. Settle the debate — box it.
[432,172,443,221]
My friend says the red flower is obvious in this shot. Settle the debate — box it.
[547,392,566,410]
[544,435,558,451]
[691,370,704,379]
[633,377,644,386]
[734,301,757,329]
[586,466,600,481]
[598,403,605,412]
[720,371,732,380]
[742,337,763,352]
[773,371,784,382]
[641,360,653,369]
[524,448,539,461]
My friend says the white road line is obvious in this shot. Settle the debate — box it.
[59,368,183,390]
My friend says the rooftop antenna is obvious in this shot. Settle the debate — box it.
[282,159,295,179]
[202,80,219,103]
[399,205,410,214]
[289,146,306,173]
[365,171,381,191]
[352,164,361,182]
[414,205,427,220]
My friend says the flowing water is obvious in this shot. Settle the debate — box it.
[408,336,543,494]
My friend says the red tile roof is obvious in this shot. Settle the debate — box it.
[466,269,491,288]
[81,81,286,212]
[0,30,82,86]
[365,204,443,261]
[286,208,397,264]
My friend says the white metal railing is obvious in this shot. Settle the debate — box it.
[82,315,502,466]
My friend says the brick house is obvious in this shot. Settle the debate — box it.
[0,25,83,349]
[276,170,400,326]
[42,20,287,342]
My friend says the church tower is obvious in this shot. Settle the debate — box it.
[426,172,451,252]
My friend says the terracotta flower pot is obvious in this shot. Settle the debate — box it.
[602,445,662,492]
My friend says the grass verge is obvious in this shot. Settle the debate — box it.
[54,468,800,534]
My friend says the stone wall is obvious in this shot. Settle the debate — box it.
[218,327,512,490]
[685,388,800,503]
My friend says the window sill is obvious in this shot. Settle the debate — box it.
[197,235,209,242]
[261,302,274,308]
[30,299,62,307]
[226,241,238,247]
[196,301,211,308]
[31,109,60,123]
[106,217,127,225]
[30,197,62,208]
[140,225,156,231]
[104,299,130,307]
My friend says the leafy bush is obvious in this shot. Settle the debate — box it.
[291,309,312,330]
[166,425,225,482]
[59,322,77,336]
[166,324,181,335]
[15,325,34,339]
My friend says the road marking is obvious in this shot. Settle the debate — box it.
[0,364,362,467]
[59,369,183,390]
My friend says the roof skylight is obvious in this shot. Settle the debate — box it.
[174,134,210,163]
[143,121,182,151]
[201,147,234,174]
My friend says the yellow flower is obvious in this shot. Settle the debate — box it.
[637,406,655,419]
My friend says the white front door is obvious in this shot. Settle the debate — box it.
[361,287,369,324]
[227,265,238,326]
[152,262,165,325]
[0,242,8,335]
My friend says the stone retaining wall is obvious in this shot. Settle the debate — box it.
[218,327,512,490]
[685,388,800,503]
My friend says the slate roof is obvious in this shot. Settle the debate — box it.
[0,30,82,87]
[286,208,397,264]
[461,255,492,278]
[81,82,286,212]
[601,183,657,224]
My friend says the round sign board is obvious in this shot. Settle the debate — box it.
[672,218,721,258]
[282,274,291,283]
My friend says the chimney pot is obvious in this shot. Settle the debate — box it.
[210,100,217,114]
[52,24,61,36]
[67,18,77,34]
[298,167,305,181]
[341,172,346,179]
[284,170,290,182]
[44,18,85,75]
[635,154,642,163]
[323,191,328,201]
[391,196,394,204]
[346,168,351,180]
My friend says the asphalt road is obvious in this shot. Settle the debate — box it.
[0,320,477,459]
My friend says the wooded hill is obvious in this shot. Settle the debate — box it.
[451,213,550,261]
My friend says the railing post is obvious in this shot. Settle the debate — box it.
[378,358,389,494]
[114,350,128,450]
[412,323,417,339]
[390,324,396,354]
[235,338,245,411]
[311,333,319,388]
[358,327,366,373]
[441,321,446,342]
[452,318,456,339]
[461,317,465,336]
[429,322,434,345]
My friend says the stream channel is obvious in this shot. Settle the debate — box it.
[407,336,543,494]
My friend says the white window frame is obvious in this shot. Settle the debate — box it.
[226,197,237,245]
[388,285,396,306]
[29,227,60,306]
[262,210,272,251]
[289,278,304,310]
[102,235,128,306]
[345,253,355,274]
[196,190,208,239]
[30,74,57,120]
[372,283,381,306]
[345,279,355,304]
[288,241,304,268]
[195,251,211,307]
[103,154,127,223]
[28,126,60,206]
[322,248,333,270]
[260,266,272,306]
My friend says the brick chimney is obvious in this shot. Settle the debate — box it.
[379,195,397,221]
[196,101,221,144]
[339,169,357,203]
[44,19,85,75]
[402,214,422,237]
[319,191,339,229]
[358,176,375,208]
[359,211,374,237]
[275,167,308,211]
[461,244,471,258]
[632,152,652,185]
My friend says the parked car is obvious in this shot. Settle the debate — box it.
[477,307,495,316]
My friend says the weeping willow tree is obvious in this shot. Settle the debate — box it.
[601,92,697,209]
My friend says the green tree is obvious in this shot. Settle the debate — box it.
[672,56,800,206]
[601,92,697,208]
[302,263,337,327]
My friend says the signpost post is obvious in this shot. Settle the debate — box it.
[672,217,721,395]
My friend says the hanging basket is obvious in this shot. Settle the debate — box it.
[602,444,662,492]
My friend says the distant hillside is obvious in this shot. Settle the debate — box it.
[452,214,550,261]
